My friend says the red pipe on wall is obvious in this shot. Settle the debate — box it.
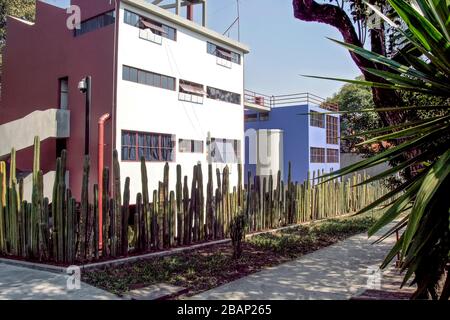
[98,113,111,250]
[187,3,194,21]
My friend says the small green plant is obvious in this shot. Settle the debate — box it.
[230,213,246,259]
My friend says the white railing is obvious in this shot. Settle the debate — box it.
[178,92,204,104]
[139,28,162,45]
[216,57,232,69]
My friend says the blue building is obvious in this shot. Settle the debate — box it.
[244,91,340,183]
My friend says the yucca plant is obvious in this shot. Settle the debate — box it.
[309,0,449,299]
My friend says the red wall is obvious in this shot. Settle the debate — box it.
[0,0,117,199]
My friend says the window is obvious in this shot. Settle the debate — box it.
[244,113,258,122]
[326,115,339,145]
[124,9,176,41]
[74,10,115,37]
[121,131,175,162]
[179,80,205,104]
[122,65,175,91]
[207,42,241,64]
[59,77,68,109]
[327,149,339,163]
[310,147,325,163]
[259,112,269,121]
[310,111,325,128]
[207,86,241,105]
[179,139,204,153]
[210,138,241,163]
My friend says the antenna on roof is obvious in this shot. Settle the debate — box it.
[222,0,241,41]
[237,0,240,41]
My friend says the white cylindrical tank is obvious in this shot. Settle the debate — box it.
[256,129,284,180]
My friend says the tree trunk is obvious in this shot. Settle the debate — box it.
[292,0,404,126]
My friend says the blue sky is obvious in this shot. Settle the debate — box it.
[43,0,361,99]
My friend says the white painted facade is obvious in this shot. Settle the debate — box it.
[254,129,284,180]
[308,105,340,175]
[116,2,247,198]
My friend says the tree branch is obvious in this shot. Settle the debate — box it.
[293,0,374,72]
[293,0,404,125]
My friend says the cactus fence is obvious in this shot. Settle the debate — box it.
[0,138,388,264]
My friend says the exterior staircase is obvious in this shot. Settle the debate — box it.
[0,109,70,158]
[0,109,70,202]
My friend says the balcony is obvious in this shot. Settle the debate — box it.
[216,56,232,69]
[244,89,339,112]
[178,92,204,104]
[139,28,162,45]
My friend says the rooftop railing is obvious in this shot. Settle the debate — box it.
[244,89,339,112]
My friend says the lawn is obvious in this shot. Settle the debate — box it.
[82,213,378,298]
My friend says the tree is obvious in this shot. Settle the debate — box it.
[328,78,449,156]
[326,77,381,154]
[321,0,449,299]
[292,0,406,127]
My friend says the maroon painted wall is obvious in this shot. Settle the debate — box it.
[0,0,117,199]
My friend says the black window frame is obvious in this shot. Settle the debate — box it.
[310,147,326,163]
[59,77,69,110]
[74,10,116,37]
[122,65,176,91]
[326,148,340,163]
[310,111,325,128]
[121,130,176,162]
[206,86,241,105]
[207,42,241,65]
[179,139,204,153]
[124,9,177,41]
[244,113,258,122]
[326,115,339,145]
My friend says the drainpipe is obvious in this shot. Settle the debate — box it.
[98,113,111,250]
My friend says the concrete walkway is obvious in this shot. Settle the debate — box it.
[192,226,398,300]
[0,264,118,300]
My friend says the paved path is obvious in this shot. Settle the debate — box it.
[0,264,118,300]
[192,225,398,300]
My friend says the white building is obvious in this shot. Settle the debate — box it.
[117,0,249,197]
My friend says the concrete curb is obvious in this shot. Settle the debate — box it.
[0,258,67,274]
[0,212,356,273]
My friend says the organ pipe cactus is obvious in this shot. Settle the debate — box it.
[169,191,176,247]
[102,167,110,257]
[187,166,196,244]
[182,176,189,245]
[93,184,99,260]
[230,213,245,259]
[112,150,122,257]
[0,161,6,253]
[140,157,150,250]
[176,165,183,245]
[206,164,213,239]
[134,192,142,251]
[79,155,89,259]
[122,177,130,256]
[197,164,204,241]
[152,189,159,249]
[0,142,389,264]
[163,163,169,248]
